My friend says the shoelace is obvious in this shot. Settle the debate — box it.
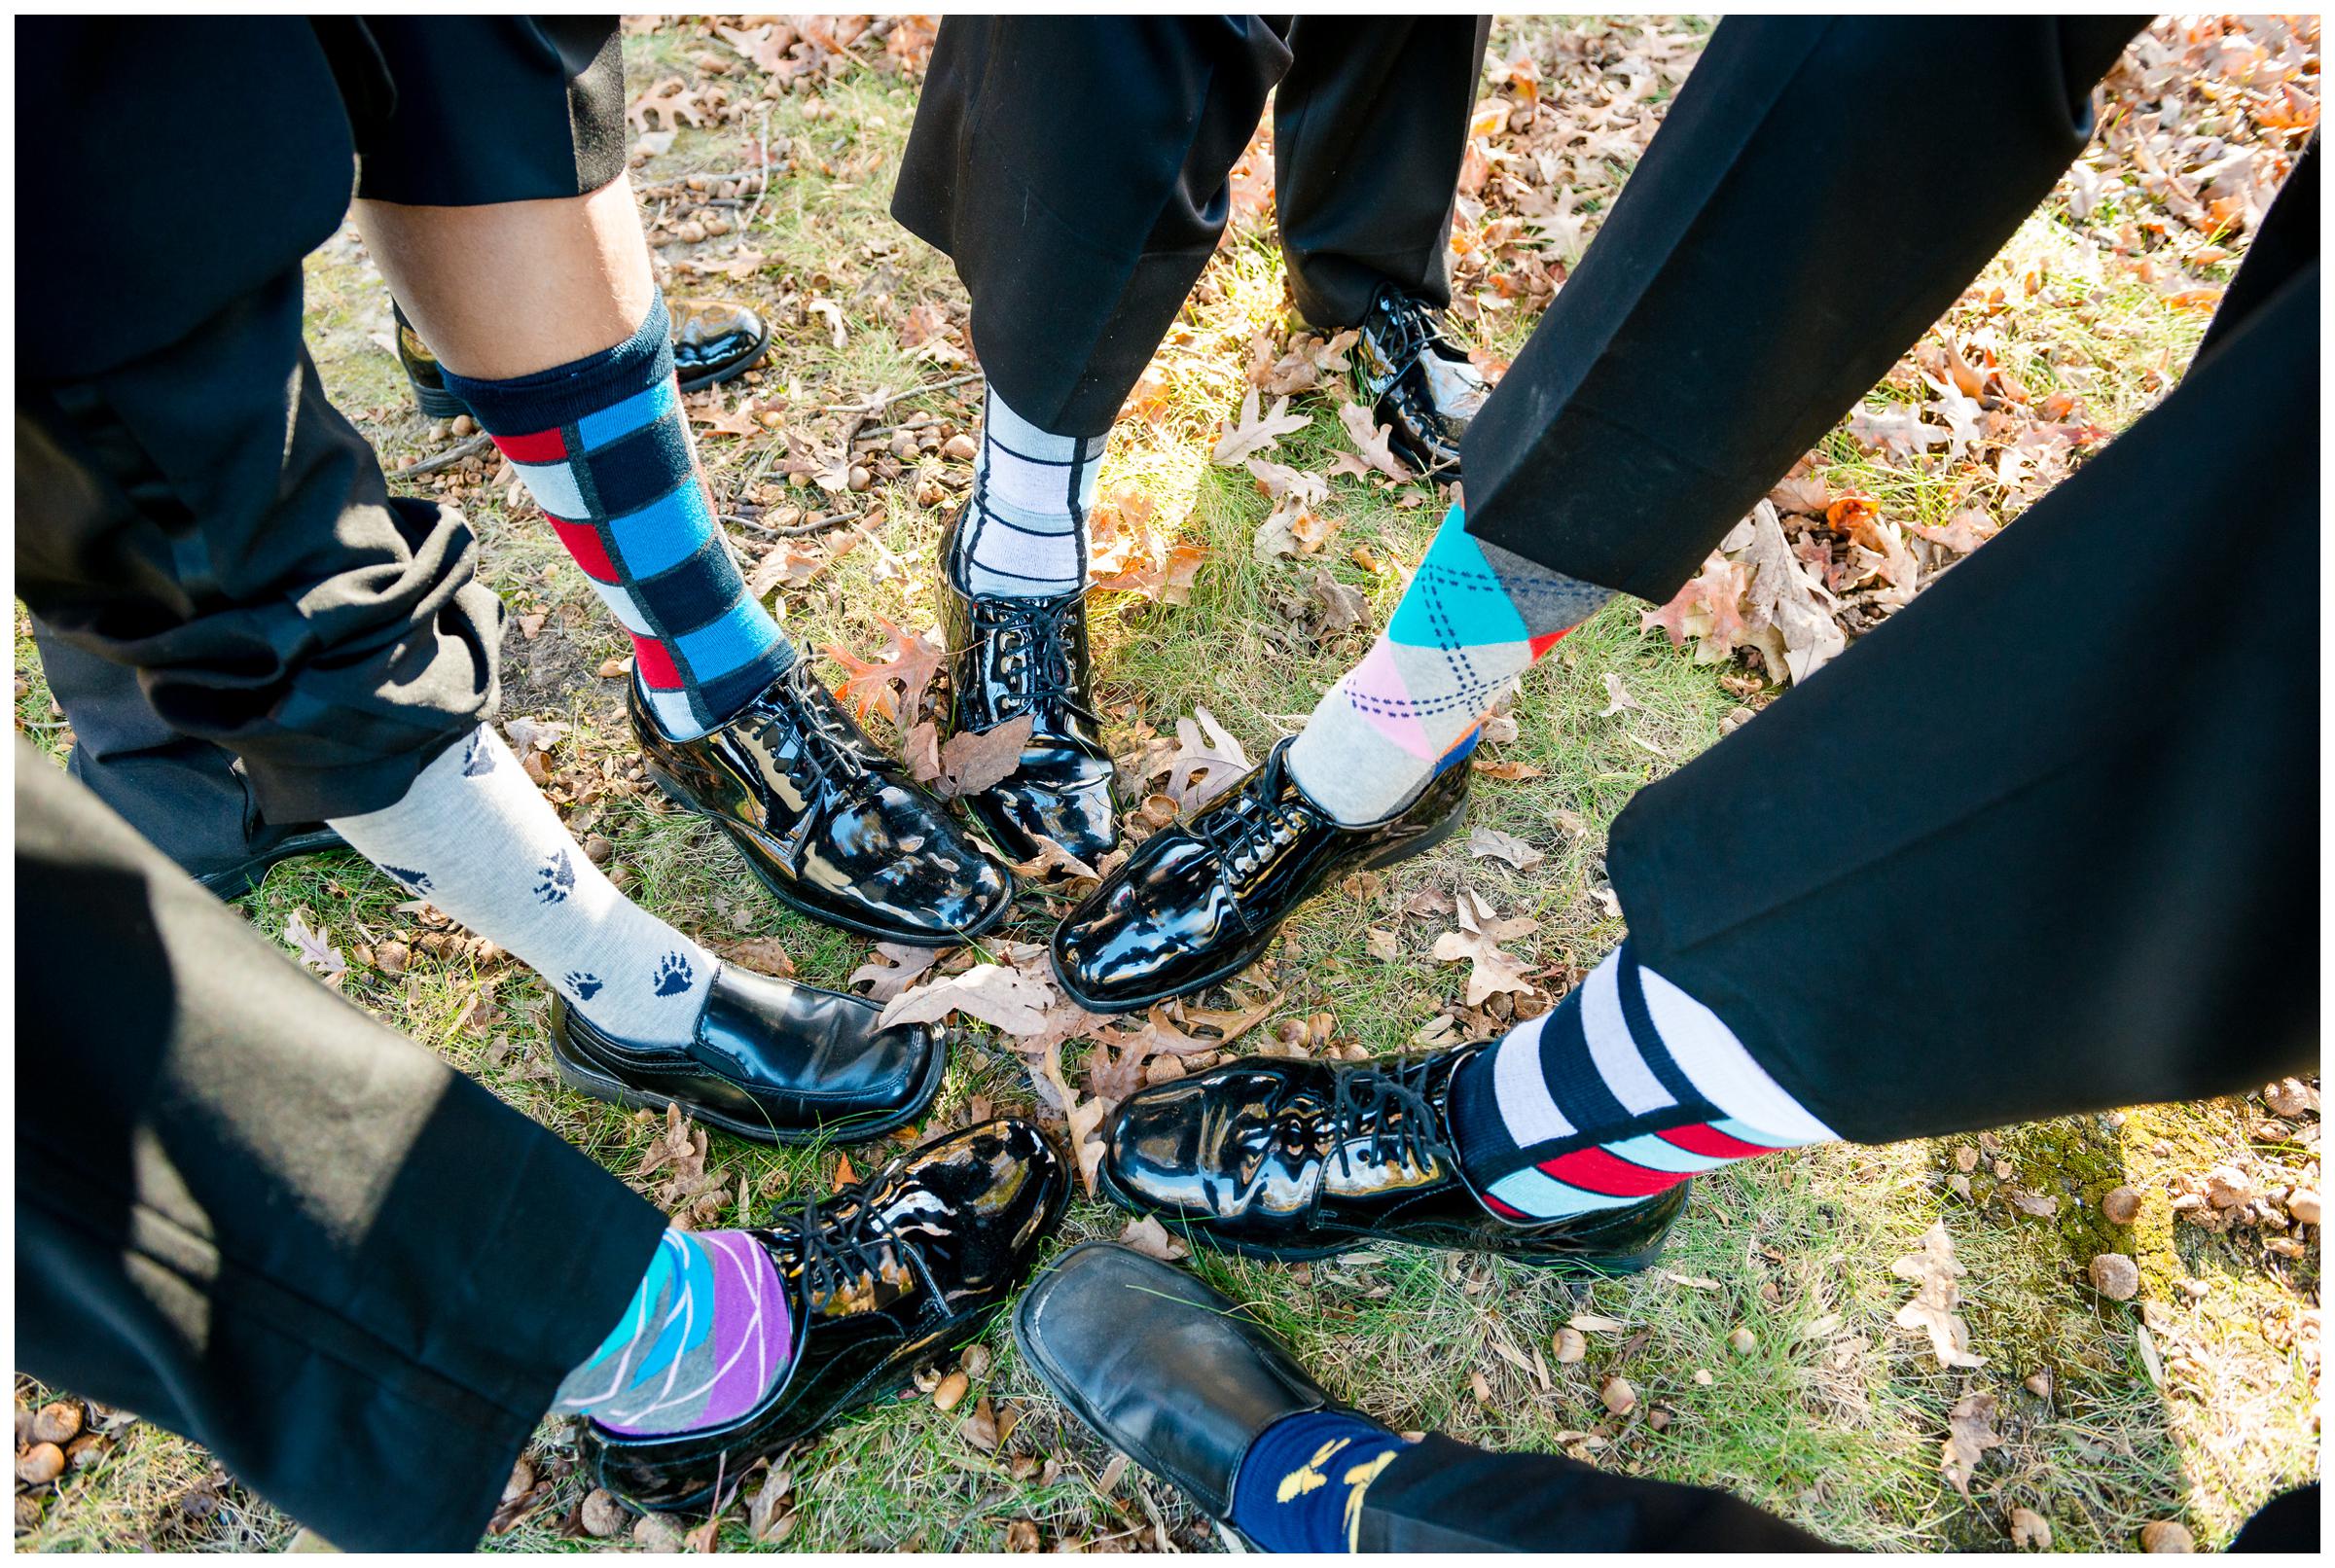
[782,1169,914,1307]
[972,594,1097,729]
[1194,753,1321,891]
[1322,1055,1454,1184]
[1360,287,1484,402]
[767,673,883,796]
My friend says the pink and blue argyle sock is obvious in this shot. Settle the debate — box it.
[1449,944,1835,1224]
[552,1229,795,1436]
[1285,505,1611,824]
[446,293,795,739]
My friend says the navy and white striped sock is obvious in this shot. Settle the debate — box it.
[949,386,1105,598]
[1449,943,1835,1222]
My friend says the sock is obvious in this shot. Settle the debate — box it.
[948,384,1106,598]
[1285,504,1612,825]
[445,291,795,739]
[1230,1410,1417,1552]
[328,725,715,1046]
[553,1229,795,1436]
[1450,942,1836,1222]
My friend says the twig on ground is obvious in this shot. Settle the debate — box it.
[401,432,494,478]
[818,370,984,419]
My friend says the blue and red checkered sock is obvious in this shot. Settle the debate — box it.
[1449,943,1837,1222]
[446,292,795,739]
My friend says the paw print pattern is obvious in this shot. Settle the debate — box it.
[564,971,604,1001]
[535,846,575,904]
[383,864,433,894]
[462,732,498,776]
[652,952,695,997]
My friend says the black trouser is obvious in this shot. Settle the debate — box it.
[1357,1440,2317,1551]
[12,743,666,1551]
[1485,17,2317,1139]
[892,16,1491,435]
[16,18,622,827]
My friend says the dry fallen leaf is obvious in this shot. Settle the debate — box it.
[879,962,1056,1035]
[1119,1215,1190,1263]
[2007,1507,2053,1550]
[1211,387,1311,465]
[283,909,346,978]
[1598,671,1648,717]
[1336,401,1413,481]
[1158,707,1252,810]
[716,935,796,979]
[847,942,944,1003]
[1940,1390,2003,1499]
[1890,1222,1986,1369]
[932,714,1035,799]
[1467,826,1544,870]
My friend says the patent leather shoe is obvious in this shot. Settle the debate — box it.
[1015,1242,1333,1538]
[548,960,947,1143]
[1351,284,1491,481]
[1100,1047,1686,1271]
[669,296,772,391]
[1050,740,1466,1013]
[396,297,770,418]
[937,514,1118,865]
[588,1119,1070,1512]
[632,661,1014,944]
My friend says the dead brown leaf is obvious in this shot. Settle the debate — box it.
[1890,1221,1987,1370]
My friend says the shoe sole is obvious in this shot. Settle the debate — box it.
[644,764,1013,947]
[1049,794,1470,1015]
[548,1015,950,1146]
[1095,1144,1674,1277]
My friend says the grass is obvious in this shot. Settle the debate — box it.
[14,15,2317,1553]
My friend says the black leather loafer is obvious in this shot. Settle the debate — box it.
[1015,1242,1335,1542]
[1050,740,1466,1013]
[669,296,771,391]
[589,1119,1070,1512]
[197,821,348,900]
[397,297,771,418]
[1351,284,1491,481]
[937,515,1118,865]
[548,961,947,1143]
[632,661,1014,945]
[1099,1047,1686,1272]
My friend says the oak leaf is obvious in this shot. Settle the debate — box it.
[1211,388,1311,466]
[879,962,1056,1035]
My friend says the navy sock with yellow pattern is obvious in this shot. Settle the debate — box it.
[1229,1410,1416,1551]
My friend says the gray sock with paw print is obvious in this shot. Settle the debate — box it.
[327,724,714,1046]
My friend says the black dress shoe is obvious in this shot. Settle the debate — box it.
[1352,284,1491,481]
[1099,1047,1686,1272]
[669,297,772,391]
[547,961,947,1143]
[1051,740,1466,1013]
[1015,1242,1333,1538]
[589,1119,1070,1512]
[195,820,348,900]
[395,297,771,419]
[936,516,1118,865]
[393,303,467,420]
[632,661,1014,944]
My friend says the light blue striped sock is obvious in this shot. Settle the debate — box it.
[950,386,1105,598]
